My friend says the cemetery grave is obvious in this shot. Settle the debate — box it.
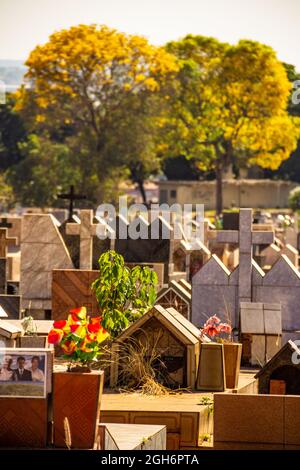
[1,206,300,451]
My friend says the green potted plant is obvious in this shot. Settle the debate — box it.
[200,315,242,389]
[91,250,158,338]
[19,316,48,348]
[48,307,109,448]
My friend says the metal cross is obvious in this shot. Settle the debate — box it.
[57,185,87,221]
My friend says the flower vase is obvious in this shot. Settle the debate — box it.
[223,343,242,389]
[53,369,104,448]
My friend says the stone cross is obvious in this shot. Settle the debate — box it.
[66,210,98,269]
[210,208,274,302]
[57,185,87,221]
[0,228,17,258]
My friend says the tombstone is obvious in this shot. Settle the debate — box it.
[7,251,21,283]
[196,343,226,392]
[110,305,201,389]
[0,235,21,318]
[66,210,99,270]
[0,295,21,319]
[255,340,300,395]
[0,227,17,257]
[252,255,300,345]
[282,244,299,269]
[222,212,239,230]
[285,223,298,249]
[221,245,239,271]
[192,209,275,330]
[177,278,192,293]
[20,214,73,316]
[0,258,7,294]
[192,254,236,327]
[0,217,21,246]
[49,208,68,225]
[0,319,22,347]
[100,423,166,450]
[114,215,174,283]
[0,227,17,286]
[52,268,100,320]
[257,243,280,270]
[92,216,112,269]
[240,302,282,366]
[156,280,191,320]
[0,306,7,318]
[59,214,81,268]
[60,213,112,270]
[177,240,211,280]
[173,244,187,274]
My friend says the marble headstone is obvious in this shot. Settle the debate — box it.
[20,214,73,313]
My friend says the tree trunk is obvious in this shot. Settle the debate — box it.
[215,163,223,216]
[137,179,147,206]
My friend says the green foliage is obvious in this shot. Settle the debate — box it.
[0,172,14,211]
[0,94,27,171]
[92,250,158,337]
[7,134,80,207]
[163,36,300,213]
[288,186,300,211]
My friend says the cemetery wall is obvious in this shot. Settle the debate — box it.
[159,179,297,209]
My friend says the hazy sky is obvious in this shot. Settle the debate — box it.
[1,0,299,69]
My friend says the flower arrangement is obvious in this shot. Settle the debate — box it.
[48,306,109,371]
[200,315,232,342]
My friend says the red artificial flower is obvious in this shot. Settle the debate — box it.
[87,317,102,333]
[96,326,109,343]
[70,324,79,333]
[203,324,220,337]
[205,315,221,326]
[53,320,67,329]
[69,306,87,322]
[48,328,64,345]
[61,340,76,355]
[219,322,232,334]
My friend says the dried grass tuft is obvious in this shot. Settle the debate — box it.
[116,331,173,396]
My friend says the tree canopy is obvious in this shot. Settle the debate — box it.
[14,24,178,204]
[162,36,300,213]
[0,25,299,211]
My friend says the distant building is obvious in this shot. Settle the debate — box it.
[158,179,298,209]
[118,181,159,204]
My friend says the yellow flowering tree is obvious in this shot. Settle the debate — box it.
[15,24,178,202]
[164,37,300,214]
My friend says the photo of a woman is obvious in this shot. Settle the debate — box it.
[0,356,13,381]
[30,356,45,382]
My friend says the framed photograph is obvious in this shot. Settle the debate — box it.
[0,349,51,398]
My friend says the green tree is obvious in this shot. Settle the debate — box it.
[15,24,178,204]
[163,36,300,214]
[264,63,300,183]
[8,134,79,207]
[0,94,27,171]
[288,186,300,211]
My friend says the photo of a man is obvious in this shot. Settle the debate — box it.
[13,356,32,382]
[0,350,48,398]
